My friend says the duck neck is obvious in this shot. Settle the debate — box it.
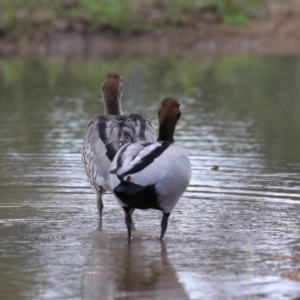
[104,97,123,115]
[157,119,175,142]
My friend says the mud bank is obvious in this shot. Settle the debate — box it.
[1,0,300,57]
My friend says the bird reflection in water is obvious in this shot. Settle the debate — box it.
[82,235,189,300]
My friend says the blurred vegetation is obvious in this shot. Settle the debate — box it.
[0,0,266,38]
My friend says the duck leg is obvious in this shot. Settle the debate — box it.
[124,207,133,239]
[97,194,104,218]
[160,213,170,240]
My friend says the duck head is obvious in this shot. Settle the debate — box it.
[157,97,181,143]
[101,72,124,115]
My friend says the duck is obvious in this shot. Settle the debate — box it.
[108,97,191,240]
[82,72,156,218]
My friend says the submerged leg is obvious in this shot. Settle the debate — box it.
[97,194,104,218]
[129,208,135,216]
[124,207,133,240]
[160,213,170,240]
[129,209,136,231]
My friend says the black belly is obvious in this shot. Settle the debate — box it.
[113,182,161,210]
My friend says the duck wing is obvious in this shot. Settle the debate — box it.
[83,114,156,185]
[110,141,172,188]
[82,115,124,187]
[120,114,157,143]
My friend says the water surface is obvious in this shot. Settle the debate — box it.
[0,56,300,299]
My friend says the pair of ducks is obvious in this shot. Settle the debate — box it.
[82,72,191,240]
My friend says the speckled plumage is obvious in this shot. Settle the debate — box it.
[82,72,156,217]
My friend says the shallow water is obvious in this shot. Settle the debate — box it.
[0,56,300,300]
